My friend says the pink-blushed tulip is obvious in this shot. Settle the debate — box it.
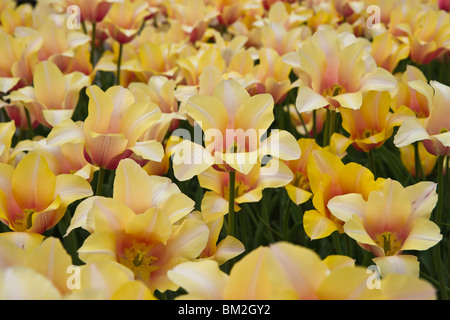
[394,80,450,156]
[0,153,92,233]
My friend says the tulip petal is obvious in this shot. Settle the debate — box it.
[186,95,228,133]
[167,260,228,300]
[401,218,442,251]
[372,255,420,278]
[0,266,62,300]
[12,153,56,212]
[327,193,367,222]
[303,210,338,240]
[129,140,164,162]
[34,61,66,109]
[234,94,274,132]
[224,246,272,299]
[55,173,93,206]
[295,86,330,113]
[171,140,214,181]
[26,237,73,294]
[394,117,430,148]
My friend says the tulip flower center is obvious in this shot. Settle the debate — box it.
[323,84,345,98]
[224,181,248,200]
[123,241,158,268]
[292,172,310,190]
[15,208,36,230]
[375,231,402,256]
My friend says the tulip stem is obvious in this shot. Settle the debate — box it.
[432,155,448,300]
[96,167,106,196]
[331,231,343,255]
[312,110,317,140]
[25,108,34,139]
[414,142,424,181]
[116,42,124,86]
[323,109,336,146]
[436,156,445,227]
[282,197,292,240]
[368,148,377,179]
[90,22,97,67]
[228,170,236,237]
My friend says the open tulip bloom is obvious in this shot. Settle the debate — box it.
[1,0,450,302]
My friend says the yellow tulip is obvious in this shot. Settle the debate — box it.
[48,85,164,169]
[328,179,442,257]
[283,29,397,113]
[199,158,294,214]
[339,90,412,152]
[103,0,149,44]
[11,125,96,181]
[394,80,450,156]
[393,7,450,64]
[370,31,410,73]
[0,153,93,233]
[392,65,430,118]
[76,196,209,292]
[73,0,114,23]
[251,47,294,104]
[0,3,33,35]
[0,233,154,300]
[283,138,324,206]
[303,148,384,239]
[168,0,218,42]
[189,210,245,265]
[67,158,195,234]
[168,241,436,299]
[6,60,90,128]
[172,79,300,181]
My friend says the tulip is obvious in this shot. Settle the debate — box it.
[73,0,113,23]
[0,153,93,233]
[168,241,437,299]
[199,158,294,214]
[76,196,209,292]
[103,0,149,45]
[6,60,90,128]
[370,31,410,73]
[282,29,397,113]
[392,65,430,118]
[172,79,300,181]
[0,233,154,299]
[168,0,218,43]
[49,85,164,172]
[394,80,450,157]
[339,90,412,152]
[303,149,384,240]
[328,179,442,257]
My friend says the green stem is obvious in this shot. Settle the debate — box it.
[116,42,124,86]
[312,110,317,140]
[323,109,331,146]
[414,142,424,181]
[228,170,236,237]
[323,109,336,147]
[282,198,292,240]
[436,156,445,227]
[90,22,97,67]
[25,108,34,139]
[368,148,377,179]
[431,244,448,300]
[432,155,448,300]
[96,167,106,196]
[331,231,343,255]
